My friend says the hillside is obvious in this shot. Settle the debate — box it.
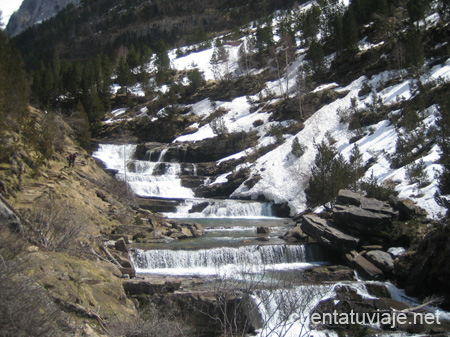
[2,0,450,335]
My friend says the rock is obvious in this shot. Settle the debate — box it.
[393,225,450,310]
[302,265,356,283]
[387,247,406,257]
[333,204,394,235]
[281,225,308,242]
[108,234,130,243]
[78,323,102,337]
[26,245,40,253]
[365,250,394,273]
[345,250,384,280]
[114,238,128,253]
[301,214,359,252]
[362,245,383,251]
[256,226,270,234]
[180,227,194,238]
[189,202,209,213]
[333,190,397,236]
[189,225,204,238]
[119,268,136,278]
[335,189,364,206]
[123,278,181,296]
[311,284,391,329]
[194,223,205,235]
[364,283,391,298]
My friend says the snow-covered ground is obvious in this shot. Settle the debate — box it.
[106,1,450,219]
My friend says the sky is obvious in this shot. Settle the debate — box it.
[0,0,24,27]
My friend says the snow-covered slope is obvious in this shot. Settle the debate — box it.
[106,1,450,219]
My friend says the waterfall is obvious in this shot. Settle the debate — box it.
[130,244,325,276]
[168,199,275,218]
[93,144,279,217]
[93,144,194,198]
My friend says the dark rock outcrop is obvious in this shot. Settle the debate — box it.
[394,224,450,310]
[6,0,79,36]
[365,250,394,273]
[345,250,384,279]
[333,190,397,235]
[301,214,359,252]
[301,265,356,283]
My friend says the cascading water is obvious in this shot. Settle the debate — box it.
[93,143,449,336]
[93,143,194,199]
[93,143,275,217]
[167,198,275,218]
[130,244,325,276]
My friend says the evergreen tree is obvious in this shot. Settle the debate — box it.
[405,28,424,70]
[116,58,133,92]
[407,0,430,28]
[436,98,450,195]
[306,140,353,209]
[342,9,359,53]
[307,39,325,77]
[0,30,30,160]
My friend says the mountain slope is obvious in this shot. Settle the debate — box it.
[6,0,79,36]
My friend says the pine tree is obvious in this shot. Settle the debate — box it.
[343,9,359,53]
[306,140,353,209]
[307,39,325,77]
[405,28,424,71]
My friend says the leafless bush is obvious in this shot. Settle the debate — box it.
[195,265,331,337]
[105,176,138,209]
[22,197,86,252]
[108,304,195,337]
[211,116,229,135]
[0,258,73,337]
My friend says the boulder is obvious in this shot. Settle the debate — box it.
[333,190,397,235]
[301,214,359,252]
[345,250,384,280]
[311,284,391,329]
[393,225,450,310]
[280,225,308,242]
[194,223,205,235]
[387,247,406,258]
[301,265,356,283]
[114,238,128,253]
[123,278,181,296]
[180,227,194,238]
[333,204,394,234]
[365,250,394,273]
[256,226,270,234]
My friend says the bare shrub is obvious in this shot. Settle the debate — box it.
[0,258,73,337]
[108,304,194,337]
[193,265,331,337]
[211,116,228,135]
[105,176,137,209]
[22,197,86,252]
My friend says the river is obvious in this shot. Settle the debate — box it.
[93,143,448,337]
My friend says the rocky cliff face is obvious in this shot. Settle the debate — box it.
[6,0,79,36]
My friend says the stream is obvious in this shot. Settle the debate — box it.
[93,143,449,337]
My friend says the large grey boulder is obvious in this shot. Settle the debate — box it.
[345,250,384,279]
[365,250,394,273]
[333,190,397,235]
[301,214,359,253]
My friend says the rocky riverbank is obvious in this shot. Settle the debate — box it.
[296,189,450,311]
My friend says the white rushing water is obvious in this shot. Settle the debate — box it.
[167,198,275,218]
[93,144,277,217]
[93,144,195,198]
[130,244,322,277]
